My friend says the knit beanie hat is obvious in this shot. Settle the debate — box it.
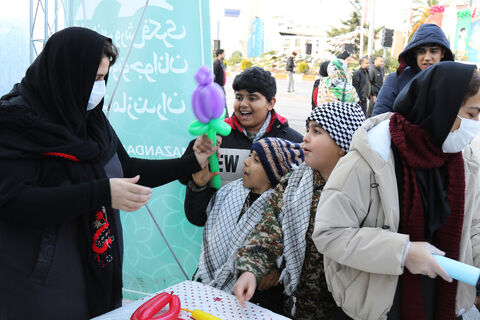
[306,102,365,153]
[250,137,305,187]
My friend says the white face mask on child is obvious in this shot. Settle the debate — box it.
[442,115,480,153]
[86,80,106,111]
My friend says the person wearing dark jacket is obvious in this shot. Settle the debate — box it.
[213,49,228,116]
[371,23,454,117]
[368,56,384,116]
[0,27,216,320]
[213,49,226,88]
[180,66,303,189]
[352,56,371,114]
[184,137,304,315]
[286,51,297,93]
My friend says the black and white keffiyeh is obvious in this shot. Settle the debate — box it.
[278,162,315,296]
[196,179,273,292]
[307,102,365,152]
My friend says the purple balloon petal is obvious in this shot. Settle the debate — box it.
[195,66,213,86]
[192,67,226,123]
[210,83,225,118]
[192,87,210,123]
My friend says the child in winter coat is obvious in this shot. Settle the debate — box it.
[184,137,304,315]
[233,102,366,319]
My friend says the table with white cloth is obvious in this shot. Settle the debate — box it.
[92,280,290,320]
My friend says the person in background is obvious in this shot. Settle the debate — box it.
[352,56,371,115]
[311,60,330,109]
[368,55,385,117]
[286,51,297,93]
[233,102,366,319]
[371,24,454,117]
[213,48,228,116]
[185,137,304,315]
[314,62,480,320]
[316,59,359,106]
[0,27,216,319]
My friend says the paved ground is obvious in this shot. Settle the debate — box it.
[224,73,314,136]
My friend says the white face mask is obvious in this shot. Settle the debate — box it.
[87,80,106,111]
[442,115,480,153]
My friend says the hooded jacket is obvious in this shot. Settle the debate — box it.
[371,24,454,117]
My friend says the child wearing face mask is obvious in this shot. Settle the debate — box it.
[184,137,304,315]
[233,102,366,320]
[313,62,480,320]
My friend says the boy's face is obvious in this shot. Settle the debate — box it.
[303,121,345,174]
[416,45,444,70]
[242,150,271,194]
[234,89,275,133]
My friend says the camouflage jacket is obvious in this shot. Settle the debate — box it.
[237,170,338,319]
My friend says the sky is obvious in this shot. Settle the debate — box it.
[2,1,412,31]
[214,0,412,32]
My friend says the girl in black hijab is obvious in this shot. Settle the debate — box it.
[0,27,216,319]
[313,61,480,320]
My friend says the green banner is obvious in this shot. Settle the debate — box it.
[74,0,211,300]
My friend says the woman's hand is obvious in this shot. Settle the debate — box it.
[233,272,257,307]
[405,241,452,282]
[192,134,221,168]
[257,268,280,291]
[109,175,152,212]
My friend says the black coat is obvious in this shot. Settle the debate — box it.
[0,27,202,319]
[213,58,225,87]
[352,68,371,102]
[0,94,201,319]
[369,65,384,97]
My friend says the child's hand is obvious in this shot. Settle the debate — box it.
[192,134,220,168]
[257,268,280,291]
[192,167,219,188]
[233,272,257,307]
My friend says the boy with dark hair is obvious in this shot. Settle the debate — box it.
[180,66,303,188]
[371,24,454,116]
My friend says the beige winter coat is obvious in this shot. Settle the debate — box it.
[313,113,480,320]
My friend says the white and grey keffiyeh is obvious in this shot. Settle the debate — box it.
[196,179,273,293]
[241,111,272,143]
[278,162,315,296]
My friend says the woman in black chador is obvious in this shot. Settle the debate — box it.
[0,27,215,319]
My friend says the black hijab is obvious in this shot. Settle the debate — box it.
[391,61,475,320]
[0,27,120,317]
[393,61,475,148]
[392,62,475,239]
